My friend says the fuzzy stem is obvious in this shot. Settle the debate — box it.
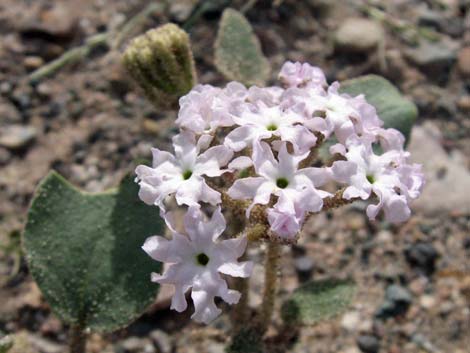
[231,273,250,331]
[259,242,281,334]
[69,325,86,353]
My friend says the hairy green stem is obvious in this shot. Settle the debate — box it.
[231,275,250,331]
[69,325,86,353]
[259,242,281,333]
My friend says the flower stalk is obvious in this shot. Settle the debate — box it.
[69,325,86,353]
[259,241,281,333]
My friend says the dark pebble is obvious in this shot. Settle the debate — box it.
[357,334,380,353]
[404,242,439,276]
[375,285,412,319]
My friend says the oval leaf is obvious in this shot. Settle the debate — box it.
[23,171,163,332]
[214,8,270,86]
[340,75,417,142]
[281,278,356,326]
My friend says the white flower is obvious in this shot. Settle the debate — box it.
[288,83,382,144]
[142,206,253,324]
[228,141,326,217]
[247,85,284,106]
[268,208,302,241]
[341,137,423,223]
[278,61,327,89]
[224,101,317,154]
[135,131,233,210]
[176,82,247,133]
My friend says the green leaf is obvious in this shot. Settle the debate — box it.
[226,327,265,353]
[214,8,270,86]
[340,75,418,142]
[281,278,356,326]
[23,171,164,332]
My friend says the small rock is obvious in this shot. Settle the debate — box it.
[357,334,380,353]
[9,331,34,353]
[206,342,225,353]
[0,147,11,165]
[341,311,361,332]
[142,119,162,135]
[0,100,22,123]
[0,125,37,150]
[409,122,470,215]
[120,337,154,353]
[149,330,172,353]
[294,255,314,282]
[457,47,470,77]
[386,285,412,304]
[27,334,64,353]
[417,9,442,30]
[335,18,384,53]
[405,40,457,80]
[375,285,412,319]
[342,348,362,353]
[40,316,62,336]
[20,3,78,39]
[23,56,44,70]
[404,242,439,276]
[411,334,439,353]
[419,294,436,309]
[169,0,197,22]
[457,96,470,111]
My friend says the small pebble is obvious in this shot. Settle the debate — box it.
[457,47,470,77]
[357,334,380,353]
[457,96,470,112]
[149,330,172,353]
[334,18,384,53]
[23,56,44,70]
[341,311,361,332]
[0,125,37,150]
[404,242,439,276]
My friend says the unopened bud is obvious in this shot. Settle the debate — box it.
[123,23,197,107]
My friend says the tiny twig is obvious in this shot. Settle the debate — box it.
[29,33,108,84]
[112,3,164,49]
[240,0,259,14]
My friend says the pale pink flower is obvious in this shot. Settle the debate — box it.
[176,82,247,133]
[289,83,382,144]
[278,61,327,89]
[267,207,303,241]
[142,206,253,324]
[247,85,284,106]
[135,131,233,210]
[341,137,423,223]
[224,101,317,154]
[227,141,326,217]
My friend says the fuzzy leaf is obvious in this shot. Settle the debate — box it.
[226,327,265,353]
[23,171,163,332]
[281,279,356,326]
[214,8,270,86]
[340,75,417,142]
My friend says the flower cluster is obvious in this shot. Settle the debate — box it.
[136,61,424,323]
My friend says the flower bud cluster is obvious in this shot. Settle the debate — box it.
[136,61,424,323]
